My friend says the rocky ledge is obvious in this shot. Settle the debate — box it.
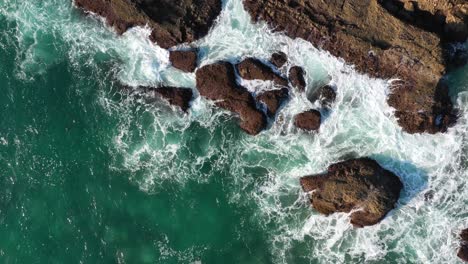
[300,158,403,227]
[459,228,468,262]
[74,0,222,49]
[243,0,466,134]
[132,86,194,112]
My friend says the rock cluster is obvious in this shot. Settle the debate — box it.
[300,158,403,227]
[243,0,465,134]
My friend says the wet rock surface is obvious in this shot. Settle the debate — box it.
[196,62,267,135]
[289,66,306,92]
[300,158,403,227]
[294,110,321,131]
[236,58,289,87]
[243,0,465,134]
[257,88,289,117]
[134,86,194,112]
[74,0,222,49]
[309,84,337,109]
[169,49,198,73]
[459,228,468,262]
[270,52,288,68]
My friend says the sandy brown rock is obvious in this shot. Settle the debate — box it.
[300,158,403,227]
[169,50,198,72]
[74,0,222,49]
[289,66,306,92]
[270,52,288,68]
[243,0,462,134]
[196,62,267,135]
[257,88,289,117]
[459,228,468,262]
[294,110,321,131]
[236,58,289,87]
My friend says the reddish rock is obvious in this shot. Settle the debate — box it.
[270,52,288,68]
[243,0,462,134]
[459,228,468,262]
[74,0,222,49]
[294,110,321,131]
[309,84,337,109]
[257,88,289,117]
[196,62,267,135]
[169,50,198,72]
[289,66,306,92]
[300,158,403,227]
[236,58,288,87]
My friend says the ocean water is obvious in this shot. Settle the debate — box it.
[0,0,467,263]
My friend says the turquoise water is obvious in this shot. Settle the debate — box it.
[1,0,468,263]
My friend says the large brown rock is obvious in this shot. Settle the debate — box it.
[169,49,198,72]
[257,88,289,117]
[74,0,222,49]
[459,228,468,262]
[294,110,321,131]
[236,58,289,87]
[243,0,464,134]
[196,62,267,135]
[300,158,403,227]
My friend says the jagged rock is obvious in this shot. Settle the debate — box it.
[300,158,403,227]
[294,110,321,131]
[236,58,289,87]
[257,88,289,117]
[74,0,222,49]
[134,86,194,112]
[309,84,337,109]
[459,228,468,262]
[169,49,198,72]
[196,62,267,135]
[270,52,288,68]
[289,66,306,92]
[243,0,462,134]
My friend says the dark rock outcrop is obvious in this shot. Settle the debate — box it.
[135,86,194,112]
[309,84,337,109]
[459,228,468,262]
[74,0,222,49]
[294,110,321,131]
[300,158,403,227]
[257,88,289,117]
[196,62,267,135]
[270,52,288,68]
[169,49,198,72]
[236,58,289,87]
[243,0,464,134]
[289,66,306,92]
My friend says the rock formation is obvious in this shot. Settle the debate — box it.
[294,110,321,131]
[257,88,289,117]
[270,52,288,68]
[236,58,289,87]
[74,0,222,49]
[309,84,337,109]
[196,62,267,135]
[300,158,403,227]
[459,228,468,262]
[134,86,194,112]
[169,49,198,72]
[243,0,465,134]
[289,66,307,92]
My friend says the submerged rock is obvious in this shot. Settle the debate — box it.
[294,110,321,131]
[257,88,289,117]
[300,158,403,227]
[153,87,193,112]
[289,66,306,92]
[169,49,198,73]
[270,52,288,68]
[74,0,222,49]
[459,229,468,262]
[243,0,463,134]
[236,58,289,87]
[196,62,267,135]
[309,84,337,109]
